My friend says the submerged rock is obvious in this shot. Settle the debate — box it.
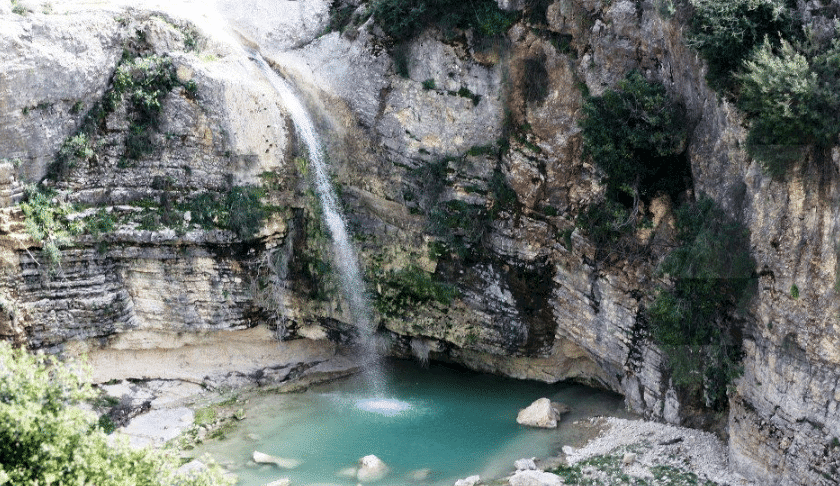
[408,468,432,481]
[252,451,302,469]
[336,466,358,478]
[508,469,563,486]
[356,454,388,483]
[516,398,569,428]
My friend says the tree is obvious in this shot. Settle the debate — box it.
[0,342,233,486]
[579,71,687,203]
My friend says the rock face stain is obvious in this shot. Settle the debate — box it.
[0,1,839,485]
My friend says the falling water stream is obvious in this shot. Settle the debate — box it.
[251,54,391,401]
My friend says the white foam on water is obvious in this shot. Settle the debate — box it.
[355,398,413,416]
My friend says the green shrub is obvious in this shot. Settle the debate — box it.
[180,186,267,239]
[373,264,457,317]
[738,37,840,175]
[372,0,518,41]
[575,199,633,250]
[226,186,267,240]
[0,342,233,486]
[648,195,755,408]
[687,0,798,90]
[579,70,687,201]
[19,187,80,269]
[51,133,95,179]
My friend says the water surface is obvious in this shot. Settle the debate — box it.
[195,359,633,486]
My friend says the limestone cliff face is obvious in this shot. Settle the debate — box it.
[1,0,839,484]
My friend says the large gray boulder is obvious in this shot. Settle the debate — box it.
[516,398,569,428]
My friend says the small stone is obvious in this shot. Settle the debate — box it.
[454,475,481,486]
[561,446,576,456]
[514,458,537,471]
[234,408,246,420]
[246,433,261,441]
[357,454,388,483]
[622,453,636,466]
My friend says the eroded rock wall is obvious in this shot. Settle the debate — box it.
[1,1,839,484]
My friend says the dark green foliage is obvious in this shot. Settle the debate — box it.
[325,1,358,33]
[86,208,116,238]
[373,264,458,317]
[110,55,177,160]
[579,70,687,199]
[97,414,116,433]
[426,166,516,260]
[575,199,633,251]
[184,186,267,239]
[456,86,482,106]
[52,134,95,179]
[648,195,755,408]
[429,200,487,259]
[524,0,554,25]
[687,0,799,90]
[392,43,411,77]
[226,186,267,240]
[422,78,436,90]
[372,0,518,41]
[488,168,517,216]
[0,342,233,486]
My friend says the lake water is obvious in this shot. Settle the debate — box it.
[194,359,632,485]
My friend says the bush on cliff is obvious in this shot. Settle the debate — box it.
[647,195,755,408]
[576,71,688,259]
[0,342,233,486]
[687,0,798,90]
[372,0,518,41]
[737,36,840,176]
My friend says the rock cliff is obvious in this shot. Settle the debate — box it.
[0,0,838,484]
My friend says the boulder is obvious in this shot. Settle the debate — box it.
[252,451,302,469]
[454,475,481,486]
[622,452,636,466]
[357,454,388,483]
[508,470,563,486]
[516,398,569,428]
[514,458,537,471]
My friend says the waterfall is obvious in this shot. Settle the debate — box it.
[251,54,384,396]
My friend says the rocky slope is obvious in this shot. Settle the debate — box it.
[0,0,838,484]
